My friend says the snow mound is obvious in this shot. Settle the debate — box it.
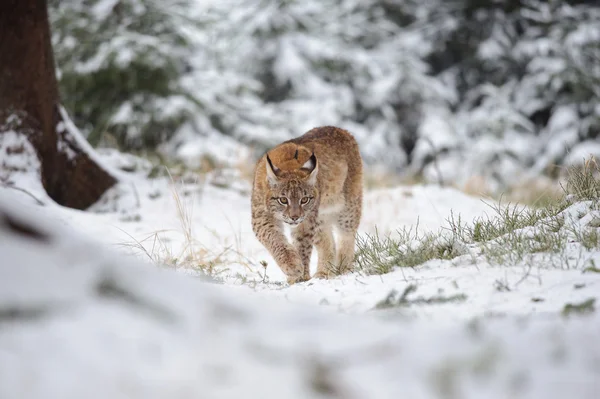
[1,189,600,399]
[0,129,48,205]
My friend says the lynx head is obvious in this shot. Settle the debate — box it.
[265,144,319,226]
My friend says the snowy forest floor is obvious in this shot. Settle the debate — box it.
[1,149,599,398]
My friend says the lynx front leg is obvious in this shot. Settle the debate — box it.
[291,215,317,280]
[252,213,307,284]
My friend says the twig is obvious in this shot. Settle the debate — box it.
[0,182,45,206]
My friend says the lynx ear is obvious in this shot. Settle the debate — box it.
[265,155,280,186]
[302,153,318,185]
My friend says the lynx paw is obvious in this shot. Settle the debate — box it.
[287,273,310,285]
[312,270,332,280]
[313,265,354,279]
[338,265,354,275]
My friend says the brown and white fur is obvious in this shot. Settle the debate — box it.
[251,126,363,284]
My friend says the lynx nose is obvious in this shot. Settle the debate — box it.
[290,215,299,221]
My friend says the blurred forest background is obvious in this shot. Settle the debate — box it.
[49,0,600,196]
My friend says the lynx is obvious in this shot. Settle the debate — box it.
[251,126,363,284]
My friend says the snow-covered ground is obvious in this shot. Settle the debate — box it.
[1,150,599,398]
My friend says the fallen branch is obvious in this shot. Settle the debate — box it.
[1,182,45,206]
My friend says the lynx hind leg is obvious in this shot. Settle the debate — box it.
[313,222,336,279]
[335,198,362,274]
[252,214,307,284]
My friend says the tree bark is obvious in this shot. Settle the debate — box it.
[0,0,116,209]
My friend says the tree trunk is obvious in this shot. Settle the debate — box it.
[0,0,116,209]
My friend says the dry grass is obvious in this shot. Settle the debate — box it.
[117,167,232,277]
[363,168,407,190]
[460,175,493,198]
[357,157,600,274]
[355,222,464,275]
[504,177,563,208]
[458,175,564,209]
[564,157,600,202]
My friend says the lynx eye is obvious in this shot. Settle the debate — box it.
[300,197,311,205]
[278,197,288,205]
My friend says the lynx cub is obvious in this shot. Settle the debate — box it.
[251,126,363,284]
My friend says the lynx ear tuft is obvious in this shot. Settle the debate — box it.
[303,153,318,185]
[265,155,280,185]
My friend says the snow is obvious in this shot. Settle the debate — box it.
[161,126,252,169]
[90,0,119,21]
[27,1,600,392]
[1,149,599,398]
[0,130,48,204]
